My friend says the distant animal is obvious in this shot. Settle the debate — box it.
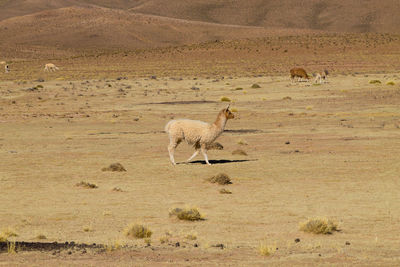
[44,63,59,72]
[290,67,310,82]
[4,64,10,73]
[314,70,329,84]
[165,105,234,165]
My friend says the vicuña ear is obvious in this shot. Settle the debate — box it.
[225,104,230,110]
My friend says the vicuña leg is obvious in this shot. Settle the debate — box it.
[200,145,211,165]
[187,150,199,163]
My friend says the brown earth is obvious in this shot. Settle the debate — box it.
[1,69,400,265]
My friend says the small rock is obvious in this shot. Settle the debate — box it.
[175,242,180,247]
[150,75,157,80]
[285,141,290,145]
[194,243,198,247]
[345,241,351,245]
[295,238,300,243]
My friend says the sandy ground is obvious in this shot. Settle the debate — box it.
[1,73,400,265]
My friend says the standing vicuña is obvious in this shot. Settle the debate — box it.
[165,105,234,165]
[290,67,310,82]
[44,63,59,72]
[314,70,329,84]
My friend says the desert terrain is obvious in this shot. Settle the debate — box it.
[1,0,400,266]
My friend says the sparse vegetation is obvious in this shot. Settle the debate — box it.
[237,139,248,145]
[169,207,204,221]
[232,149,247,155]
[76,181,98,189]
[251,83,261,88]
[306,105,313,110]
[231,108,238,112]
[112,187,123,192]
[369,79,382,84]
[386,81,395,86]
[299,218,339,234]
[36,234,47,240]
[185,233,197,240]
[7,242,16,254]
[282,96,292,100]
[207,173,232,185]
[258,241,277,256]
[219,188,232,194]
[124,223,152,239]
[102,162,126,172]
[220,96,231,102]
[0,228,18,241]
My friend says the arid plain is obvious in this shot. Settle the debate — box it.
[1,0,400,265]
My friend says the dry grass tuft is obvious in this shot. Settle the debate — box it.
[207,173,232,185]
[369,79,381,84]
[232,149,247,156]
[251,83,261,88]
[237,139,248,145]
[36,234,47,240]
[112,187,124,192]
[231,108,238,112]
[169,207,204,221]
[219,188,232,194]
[220,96,231,102]
[206,142,224,150]
[76,181,98,189]
[124,223,152,239]
[258,241,277,256]
[282,96,292,100]
[0,228,18,241]
[102,163,126,172]
[386,81,395,86]
[299,217,339,234]
[306,105,313,110]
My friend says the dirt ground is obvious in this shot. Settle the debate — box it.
[1,68,400,265]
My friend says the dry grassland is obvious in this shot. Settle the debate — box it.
[1,61,400,265]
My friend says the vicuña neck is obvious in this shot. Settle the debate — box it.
[213,110,227,131]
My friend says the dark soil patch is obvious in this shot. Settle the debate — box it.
[0,241,104,253]
[232,149,248,156]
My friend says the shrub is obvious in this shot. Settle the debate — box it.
[169,207,204,221]
[102,163,126,172]
[207,173,232,185]
[386,81,395,86]
[219,188,232,194]
[124,223,152,239]
[369,80,381,84]
[76,181,98,189]
[299,218,338,234]
[258,241,277,256]
[220,96,231,102]
[251,83,261,88]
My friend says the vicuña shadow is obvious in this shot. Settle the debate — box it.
[180,159,257,165]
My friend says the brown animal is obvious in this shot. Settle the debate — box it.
[290,68,310,82]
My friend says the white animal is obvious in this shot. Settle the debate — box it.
[44,63,59,72]
[314,70,329,84]
[165,105,234,165]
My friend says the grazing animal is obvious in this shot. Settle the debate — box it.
[290,67,310,82]
[314,70,329,84]
[165,105,234,165]
[4,64,10,73]
[44,63,59,72]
